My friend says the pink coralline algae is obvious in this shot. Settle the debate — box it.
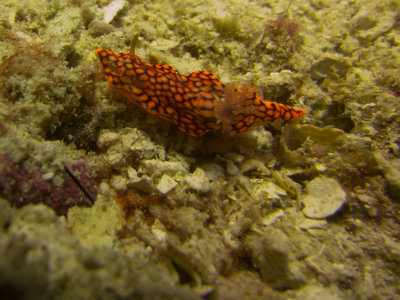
[0,153,98,216]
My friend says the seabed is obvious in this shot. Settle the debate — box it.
[0,0,399,299]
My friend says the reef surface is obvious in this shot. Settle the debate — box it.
[0,0,399,299]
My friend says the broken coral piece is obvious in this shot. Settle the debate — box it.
[302,176,347,219]
[103,0,126,24]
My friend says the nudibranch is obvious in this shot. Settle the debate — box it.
[95,40,306,136]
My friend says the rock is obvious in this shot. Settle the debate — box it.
[383,235,400,264]
[200,163,224,181]
[210,271,279,300]
[184,168,211,193]
[246,229,307,290]
[295,285,348,300]
[302,176,347,219]
[97,131,120,149]
[253,181,287,201]
[110,175,127,191]
[128,176,154,194]
[374,153,400,201]
[127,167,154,194]
[261,209,284,226]
[226,160,239,176]
[166,235,222,285]
[0,198,13,229]
[127,167,138,180]
[240,158,270,176]
[298,218,328,230]
[156,174,178,195]
[105,150,124,166]
[140,159,189,177]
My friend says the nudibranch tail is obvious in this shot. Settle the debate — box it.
[95,47,306,136]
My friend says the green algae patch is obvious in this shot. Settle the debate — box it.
[67,183,122,249]
[0,0,67,34]
[0,198,201,299]
[282,123,344,150]
[42,7,82,58]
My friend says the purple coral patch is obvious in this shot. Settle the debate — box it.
[0,153,98,216]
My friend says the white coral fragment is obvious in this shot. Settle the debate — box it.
[302,176,347,219]
[103,0,125,24]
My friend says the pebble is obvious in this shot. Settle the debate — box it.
[261,210,284,226]
[105,150,124,166]
[200,163,224,181]
[127,167,154,194]
[298,218,328,230]
[110,175,127,191]
[184,168,211,193]
[226,160,239,176]
[302,176,347,219]
[156,174,178,195]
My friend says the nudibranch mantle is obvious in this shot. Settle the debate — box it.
[95,47,306,136]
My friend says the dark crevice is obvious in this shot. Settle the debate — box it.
[321,103,355,132]
[45,94,102,152]
[66,50,82,68]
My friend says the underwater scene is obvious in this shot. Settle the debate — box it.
[0,0,399,299]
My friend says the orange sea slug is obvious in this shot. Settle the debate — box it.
[95,41,305,136]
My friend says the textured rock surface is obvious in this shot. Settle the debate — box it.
[0,0,399,298]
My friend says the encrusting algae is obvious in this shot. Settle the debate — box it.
[95,38,306,136]
[1,0,400,299]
